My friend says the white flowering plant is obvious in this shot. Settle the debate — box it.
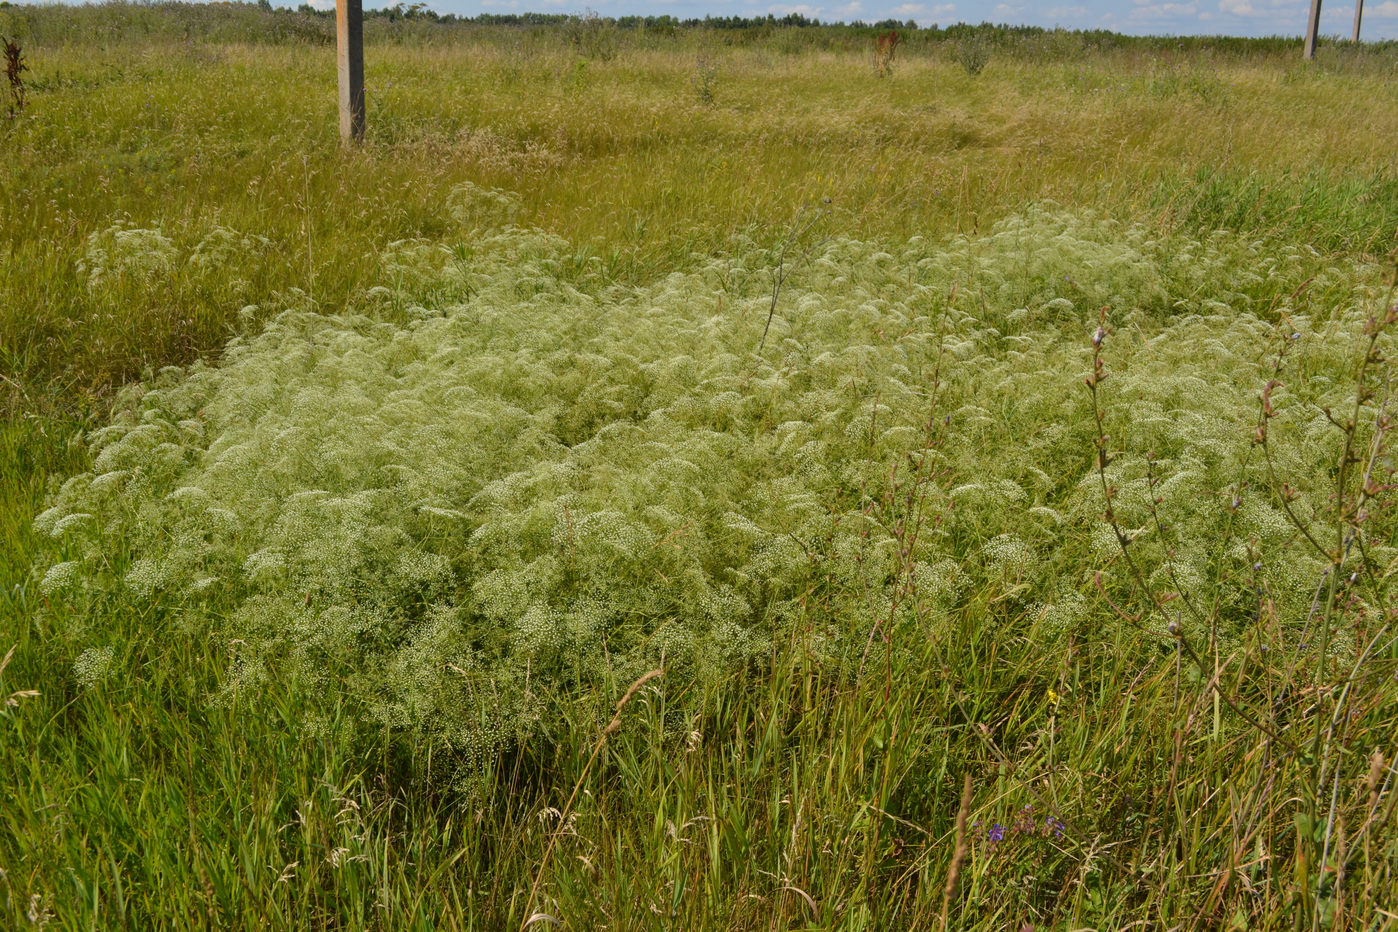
[32,205,1394,768]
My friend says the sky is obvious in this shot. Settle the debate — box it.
[398,0,1398,40]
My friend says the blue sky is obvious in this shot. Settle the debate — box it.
[401,0,1398,39]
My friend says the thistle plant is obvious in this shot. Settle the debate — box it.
[691,54,719,105]
[956,36,990,76]
[563,10,618,63]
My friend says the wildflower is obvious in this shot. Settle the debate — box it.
[987,823,1005,843]
[50,513,94,538]
[39,561,81,594]
[1045,816,1067,838]
[73,646,114,688]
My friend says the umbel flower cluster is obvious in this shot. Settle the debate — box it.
[33,190,1394,759]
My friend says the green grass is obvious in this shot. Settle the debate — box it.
[2,5,1398,929]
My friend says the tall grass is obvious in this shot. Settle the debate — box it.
[2,5,1397,929]
[3,6,1398,402]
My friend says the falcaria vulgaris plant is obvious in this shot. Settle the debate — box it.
[1087,286,1398,924]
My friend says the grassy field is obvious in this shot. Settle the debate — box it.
[2,4,1398,928]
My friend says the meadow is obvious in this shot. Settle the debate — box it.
[1,4,1397,928]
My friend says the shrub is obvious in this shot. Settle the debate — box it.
[691,54,719,105]
[564,9,619,62]
[957,36,990,75]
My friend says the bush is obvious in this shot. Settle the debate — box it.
[957,36,991,75]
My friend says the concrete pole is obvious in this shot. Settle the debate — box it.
[1303,0,1322,60]
[1353,0,1363,42]
[337,0,364,143]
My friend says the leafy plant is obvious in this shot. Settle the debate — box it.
[957,36,990,76]
[691,54,718,105]
[564,9,618,62]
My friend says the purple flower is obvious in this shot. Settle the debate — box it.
[987,823,1005,843]
[1045,816,1067,838]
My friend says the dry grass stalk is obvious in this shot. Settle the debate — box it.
[1365,750,1385,821]
[604,668,664,736]
[940,772,973,930]
[522,668,665,930]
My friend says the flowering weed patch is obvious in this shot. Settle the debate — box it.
[32,207,1393,774]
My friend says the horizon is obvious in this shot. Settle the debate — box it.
[14,0,1398,40]
[320,0,1396,40]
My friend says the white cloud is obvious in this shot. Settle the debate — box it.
[1369,1,1398,17]
[1128,3,1199,21]
[1320,5,1355,23]
[768,3,824,14]
[872,1,952,24]
[1218,0,1296,15]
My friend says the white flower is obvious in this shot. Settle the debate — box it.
[73,646,114,688]
[40,561,81,594]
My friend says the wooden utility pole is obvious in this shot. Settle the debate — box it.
[1353,0,1363,42]
[337,0,364,142]
[1303,0,1322,59]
